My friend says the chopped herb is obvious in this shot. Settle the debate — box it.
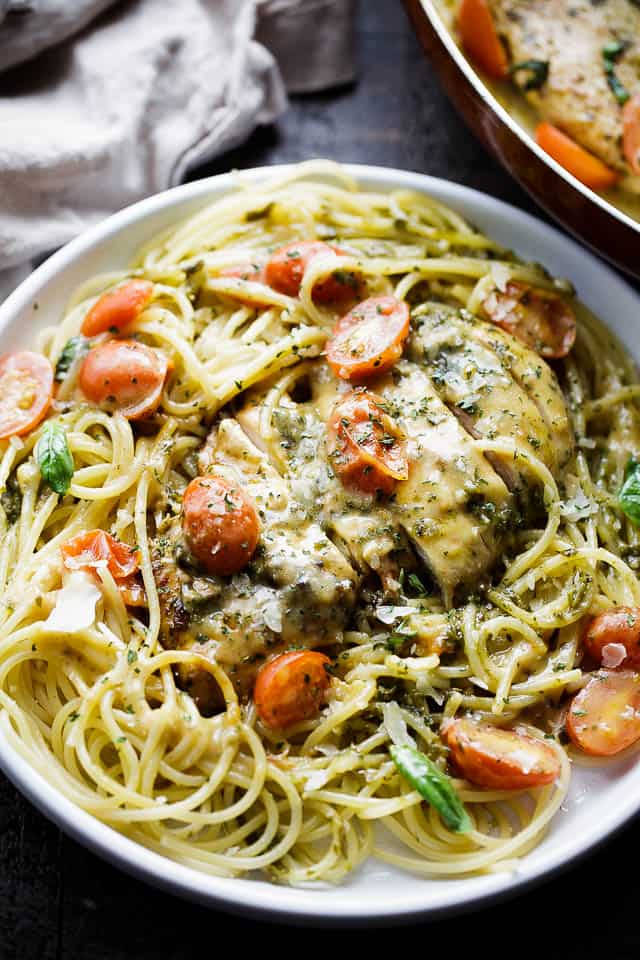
[1,474,22,525]
[457,395,480,415]
[386,634,406,651]
[245,203,274,221]
[602,41,629,105]
[510,59,549,91]
[407,572,428,596]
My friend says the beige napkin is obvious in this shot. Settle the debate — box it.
[0,0,356,297]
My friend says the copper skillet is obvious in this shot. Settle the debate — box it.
[402,0,640,280]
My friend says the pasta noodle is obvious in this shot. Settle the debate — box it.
[0,160,639,886]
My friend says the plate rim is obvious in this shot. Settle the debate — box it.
[1,162,640,924]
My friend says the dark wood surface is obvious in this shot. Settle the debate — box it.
[2,2,638,956]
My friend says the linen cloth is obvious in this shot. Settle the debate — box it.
[0,0,356,298]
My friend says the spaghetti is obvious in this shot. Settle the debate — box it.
[0,161,638,885]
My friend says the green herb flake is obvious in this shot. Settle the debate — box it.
[602,41,630,105]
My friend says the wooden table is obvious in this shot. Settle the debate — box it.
[2,2,638,955]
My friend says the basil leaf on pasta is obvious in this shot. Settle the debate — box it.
[390,744,472,834]
[55,335,90,382]
[619,456,640,525]
[36,421,74,495]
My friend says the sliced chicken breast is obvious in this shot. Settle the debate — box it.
[490,0,640,171]
[153,417,358,709]
[410,302,559,492]
[378,364,514,606]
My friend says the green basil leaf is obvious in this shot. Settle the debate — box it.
[407,572,428,596]
[619,456,640,525]
[602,42,630,106]
[390,744,472,834]
[54,335,90,382]
[36,421,74,495]
[510,59,549,92]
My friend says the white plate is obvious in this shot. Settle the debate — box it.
[1,165,639,925]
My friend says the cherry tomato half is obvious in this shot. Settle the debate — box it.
[220,263,265,283]
[623,94,640,176]
[442,717,561,789]
[582,607,640,668]
[0,351,54,440]
[81,279,154,337]
[457,0,509,80]
[218,263,270,307]
[61,529,140,580]
[78,339,170,420]
[326,296,410,381]
[482,281,576,359]
[254,650,331,729]
[535,122,619,191]
[327,389,408,495]
[264,241,359,303]
[566,669,640,756]
[182,474,260,576]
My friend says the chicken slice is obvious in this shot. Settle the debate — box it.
[465,312,575,469]
[489,0,640,172]
[153,417,358,709]
[413,303,574,469]
[378,364,515,606]
[410,303,558,493]
[236,374,416,591]
[256,360,515,606]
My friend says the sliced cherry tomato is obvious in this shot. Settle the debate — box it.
[264,241,360,303]
[61,529,140,579]
[566,669,640,756]
[0,351,54,440]
[78,339,170,420]
[218,263,270,307]
[482,281,576,358]
[326,389,408,495]
[117,574,147,607]
[80,279,154,337]
[536,122,619,191]
[623,93,640,176]
[326,296,410,381]
[583,607,640,668]
[253,650,331,729]
[442,717,560,789]
[182,474,260,576]
[220,263,265,283]
[457,0,509,79]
